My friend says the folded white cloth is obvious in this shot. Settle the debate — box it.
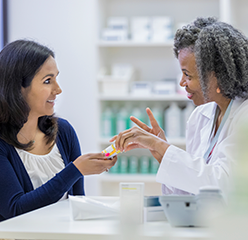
[69,195,120,220]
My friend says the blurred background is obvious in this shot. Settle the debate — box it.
[1,0,248,197]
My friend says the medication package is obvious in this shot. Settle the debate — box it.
[102,142,121,159]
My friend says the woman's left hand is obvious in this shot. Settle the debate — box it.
[111,125,169,163]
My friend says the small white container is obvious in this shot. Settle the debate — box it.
[98,67,134,96]
[120,182,144,224]
[100,80,129,96]
[131,29,151,42]
[151,16,172,31]
[153,79,176,95]
[102,29,128,41]
[150,29,172,42]
[130,81,152,95]
[130,17,151,32]
[107,17,128,30]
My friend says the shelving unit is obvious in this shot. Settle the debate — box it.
[99,137,186,147]
[98,93,188,101]
[98,40,174,47]
[95,0,231,196]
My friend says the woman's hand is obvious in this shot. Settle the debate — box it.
[112,125,169,163]
[110,107,169,162]
[130,107,167,141]
[73,153,117,175]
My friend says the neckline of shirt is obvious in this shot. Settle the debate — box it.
[15,144,57,158]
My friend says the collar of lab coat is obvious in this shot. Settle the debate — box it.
[200,98,243,120]
[199,102,217,151]
[200,101,217,120]
[199,98,243,152]
[228,97,244,119]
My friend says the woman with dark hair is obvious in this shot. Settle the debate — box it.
[111,17,248,199]
[0,40,117,221]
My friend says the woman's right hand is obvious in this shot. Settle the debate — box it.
[110,107,168,162]
[112,125,169,163]
[131,107,167,141]
[73,153,117,175]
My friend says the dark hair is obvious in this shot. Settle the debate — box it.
[0,39,58,149]
[174,17,248,99]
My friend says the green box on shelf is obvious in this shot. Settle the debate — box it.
[150,157,159,174]
[109,158,119,173]
[140,156,150,174]
[119,155,129,174]
[129,155,139,174]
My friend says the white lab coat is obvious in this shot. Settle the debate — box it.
[156,98,248,199]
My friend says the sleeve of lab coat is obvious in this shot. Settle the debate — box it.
[156,145,214,195]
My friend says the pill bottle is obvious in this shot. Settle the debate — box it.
[102,142,121,159]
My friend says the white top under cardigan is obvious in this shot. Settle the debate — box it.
[15,144,67,200]
[156,98,248,200]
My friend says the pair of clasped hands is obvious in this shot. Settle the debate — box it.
[74,108,169,176]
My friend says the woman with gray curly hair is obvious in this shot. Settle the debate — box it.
[111,17,248,199]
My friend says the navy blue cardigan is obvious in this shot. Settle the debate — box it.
[0,118,84,221]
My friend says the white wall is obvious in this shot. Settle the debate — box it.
[7,0,100,195]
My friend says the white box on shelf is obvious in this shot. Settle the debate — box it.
[107,17,128,30]
[151,16,172,31]
[98,67,134,96]
[130,81,153,96]
[99,79,129,96]
[150,29,172,42]
[111,64,134,79]
[131,30,151,42]
[130,17,151,32]
[102,29,128,41]
[153,79,176,95]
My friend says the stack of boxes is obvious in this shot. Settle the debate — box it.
[101,16,173,43]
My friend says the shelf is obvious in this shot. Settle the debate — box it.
[98,172,157,182]
[99,137,186,146]
[98,94,189,101]
[98,40,174,47]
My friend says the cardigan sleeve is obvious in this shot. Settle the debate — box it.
[56,118,85,196]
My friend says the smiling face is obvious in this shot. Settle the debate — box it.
[21,55,62,118]
[178,48,205,106]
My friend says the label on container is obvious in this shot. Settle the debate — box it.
[102,143,121,159]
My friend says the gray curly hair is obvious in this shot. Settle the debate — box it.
[174,17,248,99]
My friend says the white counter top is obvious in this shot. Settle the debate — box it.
[0,199,212,240]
